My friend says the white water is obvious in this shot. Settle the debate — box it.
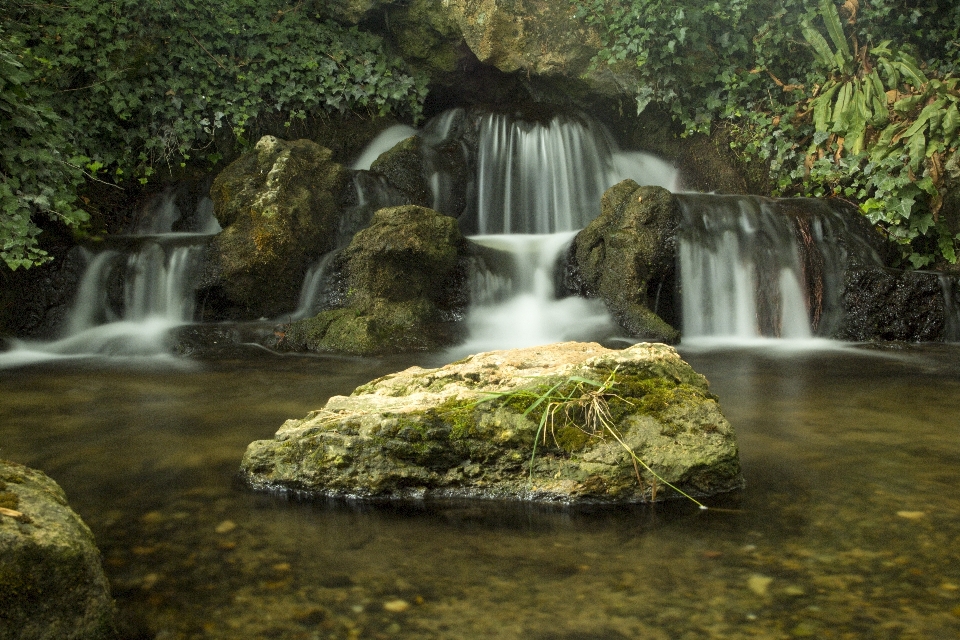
[676,194,840,349]
[352,124,419,171]
[470,112,678,233]
[451,233,618,357]
[310,107,681,353]
[0,190,217,368]
[430,110,678,352]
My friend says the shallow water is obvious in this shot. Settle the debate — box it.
[2,344,960,639]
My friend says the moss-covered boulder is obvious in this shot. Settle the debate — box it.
[209,135,347,317]
[0,461,116,640]
[240,341,742,504]
[567,181,680,344]
[283,205,468,355]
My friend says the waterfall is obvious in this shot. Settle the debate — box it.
[676,194,883,345]
[307,107,678,354]
[942,275,960,341]
[0,188,219,367]
[455,233,619,355]
[413,108,679,354]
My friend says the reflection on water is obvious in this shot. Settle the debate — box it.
[2,345,960,638]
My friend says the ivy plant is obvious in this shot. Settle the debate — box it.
[0,0,428,269]
[573,0,960,268]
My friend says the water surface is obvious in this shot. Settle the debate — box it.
[2,344,959,639]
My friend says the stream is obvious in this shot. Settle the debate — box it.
[2,343,959,639]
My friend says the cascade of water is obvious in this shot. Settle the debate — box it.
[467,112,678,234]
[677,195,810,340]
[0,189,215,367]
[452,233,618,356]
[676,194,882,344]
[287,251,339,321]
[410,108,679,352]
[352,124,419,171]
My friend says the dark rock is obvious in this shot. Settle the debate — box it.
[369,136,432,207]
[567,182,680,344]
[0,460,116,640]
[836,267,947,341]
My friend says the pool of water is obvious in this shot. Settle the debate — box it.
[2,343,960,639]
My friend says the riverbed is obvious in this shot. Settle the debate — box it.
[2,343,959,639]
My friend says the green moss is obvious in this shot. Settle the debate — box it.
[0,491,18,510]
[434,398,479,440]
[552,425,597,452]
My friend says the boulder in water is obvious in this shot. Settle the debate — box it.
[283,205,468,355]
[209,136,347,318]
[0,460,116,640]
[240,342,743,504]
[567,182,681,344]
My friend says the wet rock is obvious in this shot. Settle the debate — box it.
[208,136,347,318]
[240,341,743,503]
[283,205,468,355]
[369,136,432,207]
[567,182,680,344]
[0,460,116,640]
[836,267,946,341]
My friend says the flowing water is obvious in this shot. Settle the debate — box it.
[2,344,959,638]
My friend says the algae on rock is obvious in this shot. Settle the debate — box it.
[567,182,681,344]
[283,205,469,355]
[240,342,742,504]
[0,460,116,640]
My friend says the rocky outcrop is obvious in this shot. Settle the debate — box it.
[283,205,468,355]
[208,136,347,318]
[0,461,116,640]
[320,1,633,102]
[567,182,681,344]
[240,341,743,504]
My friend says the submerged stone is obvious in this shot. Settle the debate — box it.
[240,342,742,504]
[0,460,116,640]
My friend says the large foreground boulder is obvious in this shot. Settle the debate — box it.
[283,205,468,355]
[208,136,347,318]
[567,182,681,344]
[240,342,742,504]
[0,461,116,640]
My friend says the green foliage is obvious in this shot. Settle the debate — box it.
[0,29,88,269]
[573,0,960,267]
[0,0,427,269]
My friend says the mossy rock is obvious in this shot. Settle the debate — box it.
[0,460,116,640]
[568,181,680,343]
[284,205,468,355]
[240,342,743,503]
[209,135,347,318]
